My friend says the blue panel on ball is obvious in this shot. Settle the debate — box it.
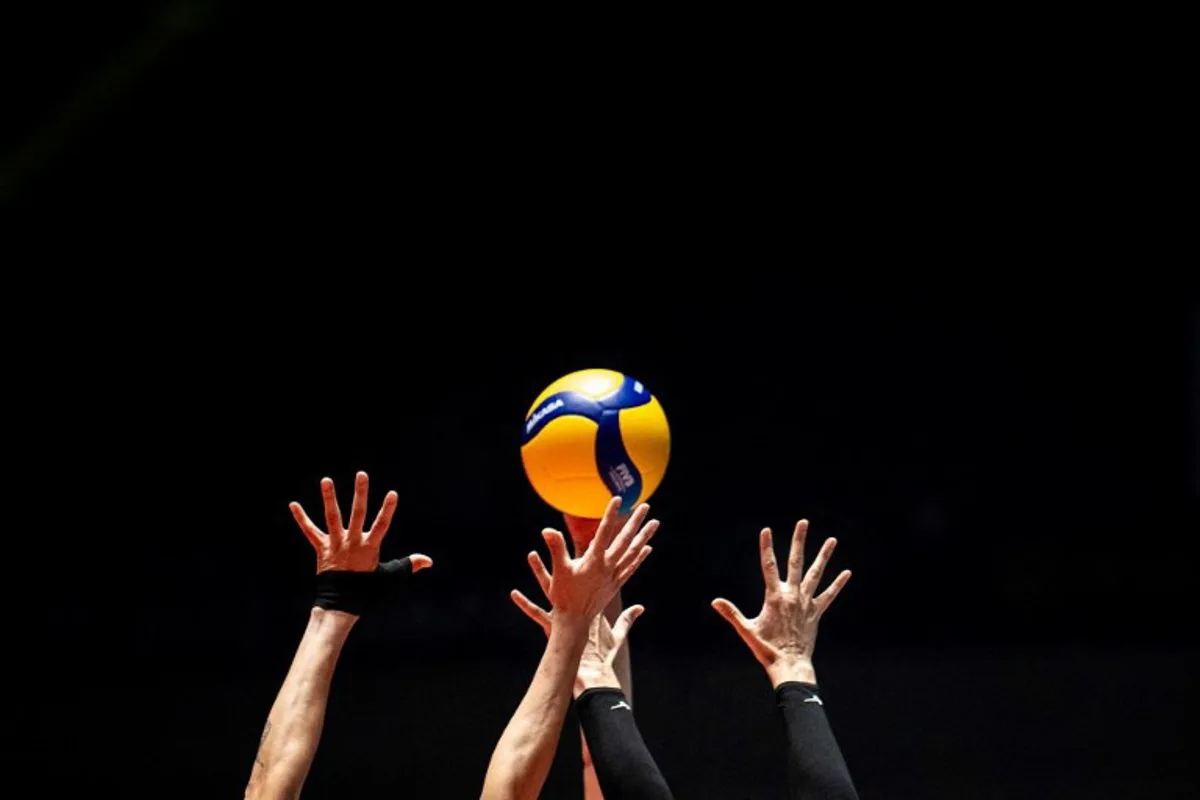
[522,391,604,445]
[594,409,643,513]
[596,375,652,410]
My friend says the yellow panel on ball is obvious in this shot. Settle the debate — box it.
[521,414,614,517]
[527,368,625,415]
[618,396,671,505]
[522,369,671,518]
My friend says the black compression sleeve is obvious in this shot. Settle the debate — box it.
[776,682,858,800]
[575,688,674,800]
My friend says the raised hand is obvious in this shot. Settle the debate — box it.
[481,498,659,800]
[247,472,431,800]
[518,496,658,623]
[712,520,851,687]
[289,472,432,575]
[511,551,645,695]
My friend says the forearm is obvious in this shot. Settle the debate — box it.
[246,607,356,800]
[582,592,631,799]
[577,688,673,799]
[482,617,588,800]
[605,591,632,700]
[776,679,858,800]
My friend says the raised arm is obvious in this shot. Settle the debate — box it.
[711,520,857,800]
[481,497,659,800]
[513,581,673,799]
[245,473,431,800]
[565,513,634,800]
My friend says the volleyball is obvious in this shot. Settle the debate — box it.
[521,369,671,518]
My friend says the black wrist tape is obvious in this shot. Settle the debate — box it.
[314,557,415,616]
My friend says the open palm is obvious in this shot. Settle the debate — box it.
[712,520,851,687]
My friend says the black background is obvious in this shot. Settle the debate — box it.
[8,4,1196,798]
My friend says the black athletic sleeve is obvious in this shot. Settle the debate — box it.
[575,688,674,800]
[776,682,858,800]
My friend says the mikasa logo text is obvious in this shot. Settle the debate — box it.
[526,398,564,433]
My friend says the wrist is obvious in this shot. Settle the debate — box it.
[309,606,358,637]
[575,664,622,698]
[550,608,592,635]
[766,656,816,688]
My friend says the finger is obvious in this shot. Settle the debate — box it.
[615,545,653,586]
[527,551,552,599]
[407,553,434,573]
[588,496,626,556]
[320,478,345,545]
[785,519,809,584]
[711,598,752,636]
[367,490,399,544]
[800,537,837,597]
[710,599,768,662]
[816,569,852,610]
[542,528,571,572]
[289,502,325,551]
[348,471,369,537]
[510,589,552,635]
[615,520,660,573]
[759,528,781,590]
[610,604,645,644]
[605,503,651,563]
[711,598,768,657]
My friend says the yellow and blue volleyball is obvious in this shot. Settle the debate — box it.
[521,369,671,518]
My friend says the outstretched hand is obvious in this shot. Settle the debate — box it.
[289,472,432,575]
[514,496,657,625]
[511,543,645,696]
[712,520,850,687]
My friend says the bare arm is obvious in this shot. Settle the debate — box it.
[481,614,589,800]
[246,608,356,800]
[482,497,659,800]
[246,472,430,800]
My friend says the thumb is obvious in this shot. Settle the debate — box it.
[510,589,552,636]
[378,555,433,576]
[611,604,645,643]
[711,598,750,633]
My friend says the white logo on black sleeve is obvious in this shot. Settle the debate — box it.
[610,700,632,711]
[804,695,823,706]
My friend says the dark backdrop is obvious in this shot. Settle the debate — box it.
[8,5,1196,799]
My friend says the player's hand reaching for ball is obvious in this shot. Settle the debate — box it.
[289,472,432,618]
[712,520,850,687]
[517,496,658,625]
[289,472,432,575]
[511,545,645,697]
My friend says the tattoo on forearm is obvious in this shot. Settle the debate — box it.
[255,720,272,767]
